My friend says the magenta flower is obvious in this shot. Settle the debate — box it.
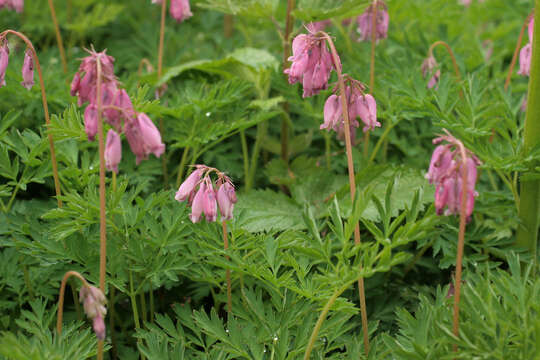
[125,113,165,164]
[0,43,9,87]
[320,79,380,140]
[426,130,481,220]
[357,1,389,42]
[518,43,532,76]
[84,105,98,141]
[284,29,337,98]
[79,285,107,340]
[0,0,23,12]
[175,165,237,223]
[422,55,441,89]
[170,0,192,23]
[528,17,534,42]
[20,49,33,90]
[105,130,122,173]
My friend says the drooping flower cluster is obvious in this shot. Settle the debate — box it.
[518,16,534,77]
[175,165,237,223]
[0,39,34,90]
[0,0,23,12]
[79,285,107,340]
[71,48,165,173]
[425,130,480,220]
[321,78,379,141]
[421,55,440,89]
[357,1,389,42]
[151,0,192,23]
[284,27,338,98]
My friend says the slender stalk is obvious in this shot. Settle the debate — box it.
[109,286,117,359]
[240,131,249,186]
[149,289,155,323]
[224,15,234,38]
[129,271,143,359]
[505,12,534,91]
[247,122,267,190]
[281,0,295,164]
[96,55,107,360]
[0,31,62,208]
[22,264,34,300]
[452,143,469,352]
[428,41,461,81]
[322,32,370,355]
[71,280,82,320]
[56,271,90,335]
[157,0,169,187]
[222,221,232,314]
[516,3,540,258]
[368,120,396,164]
[175,146,190,188]
[46,0,68,74]
[363,1,379,158]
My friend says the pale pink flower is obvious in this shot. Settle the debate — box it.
[518,43,532,76]
[202,178,217,222]
[79,285,107,340]
[422,55,440,89]
[20,49,33,90]
[170,0,192,23]
[190,181,206,223]
[216,181,236,220]
[528,17,534,41]
[0,43,9,87]
[124,113,165,165]
[175,167,203,202]
[93,314,106,340]
[105,130,122,173]
[357,1,389,42]
[84,105,98,141]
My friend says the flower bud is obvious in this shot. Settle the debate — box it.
[217,182,236,220]
[20,49,34,90]
[170,0,192,23]
[0,43,9,87]
[84,104,98,141]
[518,43,532,77]
[93,314,106,340]
[202,178,217,222]
[105,130,122,173]
[190,182,206,223]
[175,168,203,202]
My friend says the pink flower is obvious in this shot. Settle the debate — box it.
[105,130,122,173]
[528,17,534,42]
[93,314,106,340]
[427,130,481,220]
[0,43,9,87]
[356,94,380,132]
[0,0,23,12]
[422,55,440,89]
[190,181,206,223]
[125,113,165,165]
[84,104,98,141]
[202,178,217,222]
[518,43,532,76]
[79,285,107,340]
[175,167,203,202]
[20,49,33,90]
[459,0,472,6]
[285,31,336,98]
[170,0,192,23]
[357,2,389,42]
[321,94,342,131]
[216,181,236,220]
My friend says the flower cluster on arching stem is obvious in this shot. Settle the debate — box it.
[70,47,165,173]
[151,0,192,23]
[321,77,379,142]
[357,1,389,43]
[79,285,107,340]
[0,37,34,90]
[175,165,237,223]
[284,25,338,98]
[0,0,23,12]
[425,130,481,220]
[518,16,534,77]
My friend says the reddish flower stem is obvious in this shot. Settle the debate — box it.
[96,55,106,360]
[505,12,534,91]
[452,140,469,353]
[0,30,62,208]
[281,0,295,164]
[224,15,234,38]
[222,221,232,314]
[46,0,68,74]
[428,40,462,82]
[157,0,169,187]
[322,32,370,356]
[56,270,90,335]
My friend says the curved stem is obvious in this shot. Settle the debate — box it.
[452,142,469,352]
[46,0,68,74]
[157,0,169,187]
[96,55,107,360]
[368,120,396,164]
[0,30,62,208]
[428,40,462,82]
[321,32,370,355]
[137,58,154,77]
[222,221,232,314]
[56,271,90,335]
[505,12,534,91]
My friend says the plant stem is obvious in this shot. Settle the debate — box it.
[247,122,267,190]
[71,280,82,320]
[240,130,249,187]
[157,0,169,187]
[140,291,147,323]
[452,143,469,352]
[281,0,295,165]
[516,3,540,259]
[22,264,34,300]
[324,132,331,170]
[363,0,379,158]
[46,0,68,74]
[322,32,370,355]
[96,55,107,360]
[505,12,534,91]
[0,30,62,208]
[109,286,117,359]
[222,221,232,314]
[129,271,143,354]
[428,40,462,82]
[149,289,155,323]
[224,15,234,38]
[175,146,190,188]
[56,271,90,335]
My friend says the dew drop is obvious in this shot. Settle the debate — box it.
[89,166,94,170]
[206,112,211,117]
